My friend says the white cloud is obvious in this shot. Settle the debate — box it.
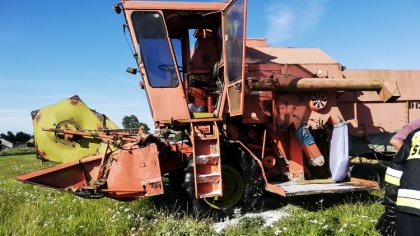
[300,0,326,29]
[267,6,295,44]
[266,0,327,45]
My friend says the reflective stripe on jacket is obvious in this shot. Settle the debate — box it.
[385,166,403,186]
[397,189,420,208]
[396,130,420,215]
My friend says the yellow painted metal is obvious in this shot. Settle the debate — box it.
[192,112,214,119]
[32,96,119,163]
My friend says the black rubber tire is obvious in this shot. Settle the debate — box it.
[183,145,263,219]
[350,163,386,187]
[168,168,190,199]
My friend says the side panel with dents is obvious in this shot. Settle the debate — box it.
[106,144,163,198]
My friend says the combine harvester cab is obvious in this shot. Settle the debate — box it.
[18,0,408,214]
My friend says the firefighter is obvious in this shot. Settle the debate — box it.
[376,127,420,235]
[390,119,420,150]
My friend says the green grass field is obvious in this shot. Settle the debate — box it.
[0,154,384,235]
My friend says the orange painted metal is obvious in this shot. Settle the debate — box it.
[19,121,163,199]
[339,70,420,137]
[123,9,191,124]
[248,77,400,102]
[249,77,384,92]
[267,126,288,159]
[231,140,286,196]
[17,155,102,190]
[288,131,305,181]
[19,0,407,206]
[242,91,272,124]
[42,128,138,142]
[350,177,380,188]
[301,143,323,166]
[115,0,396,199]
[191,122,223,198]
[223,0,248,116]
[106,144,163,198]
[122,1,225,11]
[17,144,163,199]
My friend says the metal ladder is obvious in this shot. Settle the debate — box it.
[190,121,223,198]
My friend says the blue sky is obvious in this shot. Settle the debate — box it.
[1,0,419,134]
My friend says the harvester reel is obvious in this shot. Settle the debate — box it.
[32,96,119,163]
[309,92,328,111]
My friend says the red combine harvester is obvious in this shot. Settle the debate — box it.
[18,0,420,215]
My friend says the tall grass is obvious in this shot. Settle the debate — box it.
[0,154,384,235]
[0,155,212,235]
[0,147,35,156]
[222,192,383,235]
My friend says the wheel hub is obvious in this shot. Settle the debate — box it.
[203,165,244,209]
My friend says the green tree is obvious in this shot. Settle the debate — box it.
[122,115,150,133]
[138,123,150,134]
[0,131,31,144]
[15,132,31,143]
[1,131,16,143]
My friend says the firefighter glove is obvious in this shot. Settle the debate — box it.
[375,205,396,236]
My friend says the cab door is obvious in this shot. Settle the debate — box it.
[223,0,248,116]
[126,11,190,123]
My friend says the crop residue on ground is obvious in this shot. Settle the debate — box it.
[213,209,289,233]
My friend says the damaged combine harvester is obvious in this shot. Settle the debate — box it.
[19,0,414,215]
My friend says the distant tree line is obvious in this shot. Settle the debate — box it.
[122,115,150,133]
[0,131,32,144]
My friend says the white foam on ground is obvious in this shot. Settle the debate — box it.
[213,209,289,233]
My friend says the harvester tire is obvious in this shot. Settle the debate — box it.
[168,168,190,202]
[183,145,263,219]
[350,163,385,187]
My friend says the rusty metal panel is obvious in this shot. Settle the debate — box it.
[16,155,102,190]
[106,144,163,198]
[245,47,343,78]
[409,101,420,123]
[242,92,272,124]
[246,38,267,47]
[336,70,420,136]
[274,93,343,129]
[227,83,242,115]
[339,101,407,137]
[299,64,344,79]
[247,47,337,64]
[342,70,420,101]
[249,78,384,92]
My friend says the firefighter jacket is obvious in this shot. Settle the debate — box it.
[383,128,420,215]
[383,135,411,207]
[394,128,420,215]
[383,128,420,210]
